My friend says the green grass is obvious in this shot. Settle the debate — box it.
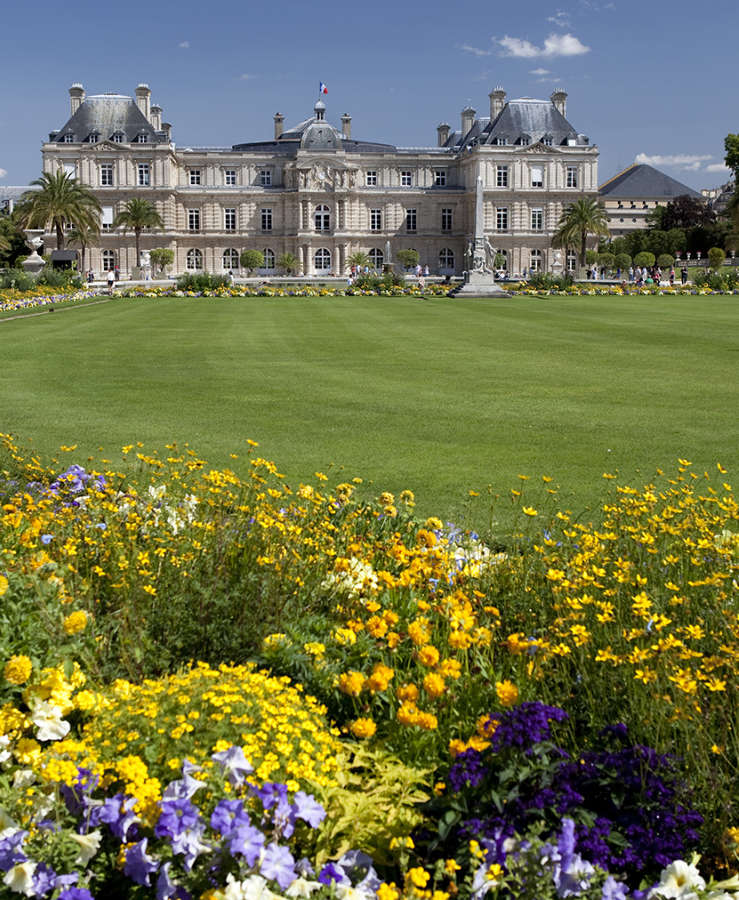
[2,293,737,536]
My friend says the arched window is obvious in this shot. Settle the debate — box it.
[314,248,331,271]
[368,249,384,270]
[566,251,577,271]
[530,249,543,271]
[101,249,116,271]
[263,249,275,270]
[223,248,239,270]
[497,248,508,271]
[314,204,330,232]
[439,248,455,272]
[187,249,203,270]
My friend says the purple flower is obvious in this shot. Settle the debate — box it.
[602,876,629,900]
[318,863,347,886]
[169,825,211,872]
[260,842,296,890]
[212,745,254,786]
[155,798,201,840]
[31,862,57,896]
[210,799,250,837]
[228,823,265,865]
[123,838,159,886]
[163,763,206,801]
[89,794,139,841]
[58,890,95,900]
[292,791,326,828]
[41,534,53,544]
[558,818,576,870]
[255,781,288,811]
[0,831,28,870]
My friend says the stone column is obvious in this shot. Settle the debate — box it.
[338,245,346,274]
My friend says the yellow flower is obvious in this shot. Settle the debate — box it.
[406,868,430,890]
[338,671,365,697]
[0,575,8,597]
[63,610,89,635]
[523,506,538,517]
[4,655,33,685]
[377,884,400,900]
[423,672,446,698]
[350,717,377,739]
[496,680,519,707]
[418,644,440,667]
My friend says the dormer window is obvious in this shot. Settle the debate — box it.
[135,132,148,143]
[542,134,553,146]
[63,133,75,143]
[519,134,531,146]
[87,132,100,144]
[111,132,124,143]
[492,137,508,146]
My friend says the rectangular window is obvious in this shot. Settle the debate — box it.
[566,166,578,188]
[224,169,237,185]
[530,166,543,188]
[260,169,272,187]
[370,209,382,231]
[137,163,150,186]
[63,162,76,177]
[89,133,98,144]
[101,206,114,231]
[400,170,412,186]
[224,208,236,231]
[189,169,201,186]
[434,169,447,186]
[405,208,416,232]
[63,134,75,143]
[111,133,123,143]
[441,208,453,232]
[261,208,272,231]
[531,208,543,230]
[496,207,508,231]
[100,163,113,186]
[365,171,377,186]
[188,209,200,232]
[496,165,508,188]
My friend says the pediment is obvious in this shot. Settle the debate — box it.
[515,142,561,155]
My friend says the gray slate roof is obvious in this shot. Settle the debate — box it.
[444,98,586,148]
[51,94,166,143]
[599,164,701,199]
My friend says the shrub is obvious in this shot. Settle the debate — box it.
[633,251,656,267]
[0,268,38,291]
[36,267,83,288]
[396,249,420,270]
[175,272,229,291]
[657,253,674,268]
[528,271,574,290]
[240,249,265,274]
[615,252,632,271]
[708,247,726,270]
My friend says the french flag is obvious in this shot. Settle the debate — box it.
[319,82,328,95]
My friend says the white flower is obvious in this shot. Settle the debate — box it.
[70,829,102,864]
[4,862,37,897]
[30,700,70,741]
[223,874,280,900]
[285,878,322,898]
[650,860,706,898]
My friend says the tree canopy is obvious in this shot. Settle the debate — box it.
[16,171,101,251]
[113,199,164,262]
[552,198,609,270]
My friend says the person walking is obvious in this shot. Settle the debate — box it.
[106,269,115,294]
[681,266,688,285]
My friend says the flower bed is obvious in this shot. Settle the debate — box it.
[0,433,738,898]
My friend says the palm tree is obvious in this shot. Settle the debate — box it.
[17,171,101,251]
[552,197,610,277]
[347,251,370,270]
[67,221,100,275]
[112,198,164,264]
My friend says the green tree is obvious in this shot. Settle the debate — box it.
[660,195,715,230]
[666,228,687,256]
[113,199,164,264]
[395,249,419,270]
[708,246,726,270]
[347,251,370,270]
[646,229,672,259]
[16,171,101,252]
[277,252,299,275]
[597,251,615,271]
[149,248,175,275]
[552,197,609,276]
[66,221,100,275]
[240,249,264,274]
[656,253,674,269]
[724,134,739,182]
[633,251,655,268]
[615,252,632,272]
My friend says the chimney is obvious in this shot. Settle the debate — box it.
[489,87,506,119]
[437,122,450,147]
[341,113,352,139]
[69,83,85,115]
[461,105,476,137]
[135,83,151,120]
[551,89,567,118]
[162,122,172,141]
[150,104,162,130]
[273,113,284,139]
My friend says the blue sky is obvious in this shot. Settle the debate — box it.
[0,0,736,191]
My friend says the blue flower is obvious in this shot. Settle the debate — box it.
[211,745,254,786]
[228,823,265,865]
[292,791,326,828]
[260,843,296,890]
[210,798,250,837]
[155,798,201,839]
[124,838,159,886]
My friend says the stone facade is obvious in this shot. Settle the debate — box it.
[41,83,599,277]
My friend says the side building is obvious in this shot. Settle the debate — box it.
[40,83,599,277]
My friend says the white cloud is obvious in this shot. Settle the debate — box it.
[548,9,571,26]
[705,162,730,174]
[530,67,551,75]
[635,152,712,171]
[178,40,190,48]
[497,32,590,57]
[240,73,256,80]
[0,168,6,179]
[459,43,492,56]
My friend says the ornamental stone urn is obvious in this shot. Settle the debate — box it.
[22,230,46,277]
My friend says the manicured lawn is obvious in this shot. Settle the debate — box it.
[2,293,737,535]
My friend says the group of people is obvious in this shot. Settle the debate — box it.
[628,265,689,287]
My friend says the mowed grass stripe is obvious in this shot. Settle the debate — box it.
[2,294,737,535]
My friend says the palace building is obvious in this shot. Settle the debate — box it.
[40,83,599,277]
